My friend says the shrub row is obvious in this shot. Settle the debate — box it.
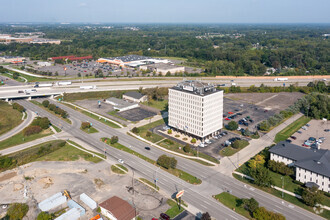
[42,100,68,118]
[12,103,25,113]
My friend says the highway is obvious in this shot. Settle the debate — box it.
[15,98,325,220]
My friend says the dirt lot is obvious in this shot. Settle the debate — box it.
[290,119,330,150]
[224,92,304,112]
[118,108,156,122]
[0,161,169,220]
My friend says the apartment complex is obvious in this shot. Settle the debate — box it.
[269,141,330,192]
[168,80,223,140]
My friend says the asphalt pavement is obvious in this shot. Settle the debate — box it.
[14,99,325,220]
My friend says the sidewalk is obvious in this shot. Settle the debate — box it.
[218,113,304,175]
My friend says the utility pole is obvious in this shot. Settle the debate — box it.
[154,167,160,189]
[281,176,284,198]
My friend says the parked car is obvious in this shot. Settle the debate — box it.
[160,213,170,220]
[249,119,254,123]
[290,136,297,140]
[286,139,292,143]
[264,110,268,113]
[145,147,151,150]
[237,113,242,116]
[301,126,308,130]
[225,118,230,121]
[118,159,124,164]
[297,130,302,134]
[325,129,330,132]
[320,137,326,140]
[306,124,310,127]
[308,137,316,141]
[243,122,249,126]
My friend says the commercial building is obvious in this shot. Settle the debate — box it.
[168,80,223,140]
[139,63,185,75]
[31,39,61,44]
[97,55,170,68]
[0,56,26,63]
[269,141,330,192]
[105,97,139,112]
[37,61,52,67]
[123,91,148,103]
[99,196,137,220]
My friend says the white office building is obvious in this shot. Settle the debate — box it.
[168,80,223,140]
[269,141,330,193]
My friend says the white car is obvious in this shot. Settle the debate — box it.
[118,159,124,164]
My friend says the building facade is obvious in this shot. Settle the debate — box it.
[139,63,185,75]
[269,142,330,192]
[168,80,223,140]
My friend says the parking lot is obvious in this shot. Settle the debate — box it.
[290,119,330,150]
[117,108,156,122]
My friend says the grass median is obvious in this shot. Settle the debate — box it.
[214,192,252,219]
[219,140,249,157]
[102,138,202,185]
[165,199,185,218]
[274,116,311,143]
[62,102,122,128]
[111,164,128,174]
[30,100,72,124]
[81,126,98,134]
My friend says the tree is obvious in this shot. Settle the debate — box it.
[201,212,211,220]
[32,117,50,129]
[157,155,177,169]
[191,138,196,144]
[77,72,81,77]
[302,186,323,207]
[42,100,49,108]
[6,203,29,220]
[146,131,152,137]
[132,127,140,134]
[183,144,191,153]
[13,72,19,79]
[248,155,265,169]
[23,125,42,136]
[242,197,259,214]
[227,121,238,130]
[253,206,285,220]
[110,136,119,144]
[37,212,52,220]
[251,166,273,187]
[167,129,172,134]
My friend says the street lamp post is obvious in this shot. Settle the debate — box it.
[154,167,160,189]
[281,176,284,198]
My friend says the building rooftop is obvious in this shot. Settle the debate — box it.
[144,63,183,70]
[269,141,330,178]
[124,91,145,100]
[99,196,136,220]
[106,97,137,109]
[106,55,152,63]
[171,80,219,96]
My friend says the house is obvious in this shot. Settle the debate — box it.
[105,97,139,112]
[122,92,147,103]
[269,141,330,192]
[99,196,137,220]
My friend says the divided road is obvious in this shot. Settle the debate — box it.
[15,99,325,220]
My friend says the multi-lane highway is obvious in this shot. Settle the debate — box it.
[14,98,325,220]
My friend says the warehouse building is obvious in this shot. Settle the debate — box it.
[139,63,185,75]
[123,91,148,103]
[269,141,330,192]
[0,56,26,63]
[97,55,170,68]
[105,97,139,112]
[168,80,223,140]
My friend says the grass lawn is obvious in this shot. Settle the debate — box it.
[30,100,72,124]
[135,118,219,165]
[214,192,252,219]
[111,164,127,174]
[1,72,26,82]
[60,90,128,102]
[0,101,23,135]
[139,178,159,191]
[165,199,185,218]
[233,174,330,219]
[51,125,62,133]
[102,138,202,185]
[7,68,51,82]
[63,103,121,128]
[37,143,103,163]
[219,140,249,157]
[81,126,99,134]
[274,116,311,143]
[141,99,168,111]
[154,56,188,62]
[0,128,53,150]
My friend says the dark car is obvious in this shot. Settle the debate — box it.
[249,119,254,123]
[237,113,242,115]
[145,147,151,150]
[286,139,292,143]
[243,122,249,126]
[290,136,297,140]
[160,213,170,220]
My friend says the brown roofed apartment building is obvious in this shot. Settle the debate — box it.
[99,196,137,220]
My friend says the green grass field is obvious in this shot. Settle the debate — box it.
[111,164,127,174]
[81,126,98,134]
[0,101,23,136]
[274,116,311,143]
[165,199,185,218]
[214,192,252,219]
[0,128,53,150]
[141,99,168,111]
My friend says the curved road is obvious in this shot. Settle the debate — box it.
[14,99,325,220]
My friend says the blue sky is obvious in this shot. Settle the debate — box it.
[1,0,329,23]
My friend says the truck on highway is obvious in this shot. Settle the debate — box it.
[34,83,53,88]
[57,81,72,86]
[274,77,288,81]
[80,85,97,90]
